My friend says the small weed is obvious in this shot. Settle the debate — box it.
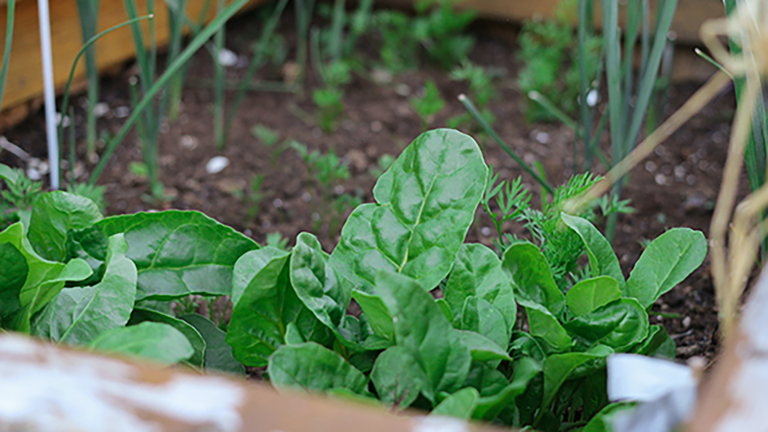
[266,231,290,250]
[251,124,280,147]
[410,80,445,131]
[368,154,395,178]
[1,167,42,230]
[67,182,107,213]
[245,174,266,222]
[448,61,496,129]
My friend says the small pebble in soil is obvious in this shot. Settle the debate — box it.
[217,48,238,67]
[587,89,599,106]
[56,113,71,127]
[114,106,130,118]
[371,68,393,85]
[645,161,657,173]
[243,229,252,237]
[262,220,271,229]
[686,175,696,185]
[532,130,550,144]
[370,121,383,133]
[312,128,322,138]
[334,185,345,195]
[524,153,536,164]
[675,165,686,181]
[206,156,230,174]
[654,174,667,185]
[93,102,109,118]
[312,212,321,221]
[302,192,312,202]
[160,123,170,134]
[272,198,283,209]
[180,135,199,150]
[481,227,492,236]
[682,316,692,329]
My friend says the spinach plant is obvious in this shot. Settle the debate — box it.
[0,127,705,429]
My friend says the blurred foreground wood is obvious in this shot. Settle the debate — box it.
[0,333,510,432]
[687,266,768,432]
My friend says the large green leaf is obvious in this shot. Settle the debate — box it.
[566,276,622,317]
[32,234,137,346]
[226,247,328,367]
[371,345,428,410]
[352,290,394,341]
[0,242,28,326]
[375,271,471,400]
[431,388,479,419]
[625,228,707,308]
[331,129,488,292]
[502,242,565,317]
[70,211,259,301]
[129,308,206,368]
[456,330,510,362]
[0,223,93,332]
[27,191,102,262]
[526,304,572,353]
[541,344,613,413]
[267,342,369,395]
[181,313,245,374]
[459,296,509,352]
[564,299,649,351]
[561,213,624,284]
[89,321,193,364]
[445,243,516,332]
[290,232,350,332]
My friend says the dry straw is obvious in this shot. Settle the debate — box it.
[565,0,768,341]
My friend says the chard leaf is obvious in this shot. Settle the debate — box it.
[331,129,488,292]
[226,247,329,367]
[445,243,516,332]
[290,232,350,332]
[0,223,92,331]
[70,211,258,301]
[0,242,28,326]
[561,213,625,284]
[526,304,572,353]
[129,308,205,368]
[502,242,565,317]
[431,388,479,419]
[542,344,613,413]
[625,228,707,308]
[456,330,510,362]
[472,357,541,421]
[630,324,676,360]
[566,276,622,317]
[564,299,649,351]
[375,271,471,399]
[180,313,245,374]
[459,296,509,351]
[371,345,428,410]
[28,191,102,262]
[32,234,137,346]
[267,342,369,395]
[89,321,193,364]
[352,290,394,341]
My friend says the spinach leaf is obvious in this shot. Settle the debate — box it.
[129,308,205,368]
[541,344,613,414]
[625,228,707,308]
[331,129,488,292]
[32,234,136,346]
[352,290,394,341]
[472,357,541,421]
[566,276,622,317]
[0,242,28,326]
[267,342,369,395]
[561,213,624,284]
[526,304,572,353]
[290,232,350,334]
[583,402,636,432]
[459,296,509,350]
[375,271,471,401]
[89,321,193,364]
[227,247,328,367]
[181,313,245,374]
[445,243,516,332]
[456,330,510,362]
[0,163,18,185]
[630,324,676,360]
[432,388,479,419]
[502,242,565,317]
[28,191,102,262]
[71,211,258,301]
[564,299,649,351]
[371,345,428,410]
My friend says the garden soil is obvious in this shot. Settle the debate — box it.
[1,10,740,364]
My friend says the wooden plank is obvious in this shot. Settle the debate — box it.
[0,0,266,114]
[378,0,725,44]
[0,333,512,432]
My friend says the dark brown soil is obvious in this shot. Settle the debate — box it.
[1,8,736,362]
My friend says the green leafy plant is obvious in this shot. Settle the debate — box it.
[367,154,394,179]
[0,128,705,428]
[410,79,446,131]
[0,167,43,230]
[448,60,496,129]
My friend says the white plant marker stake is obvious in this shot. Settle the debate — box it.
[36,0,59,190]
